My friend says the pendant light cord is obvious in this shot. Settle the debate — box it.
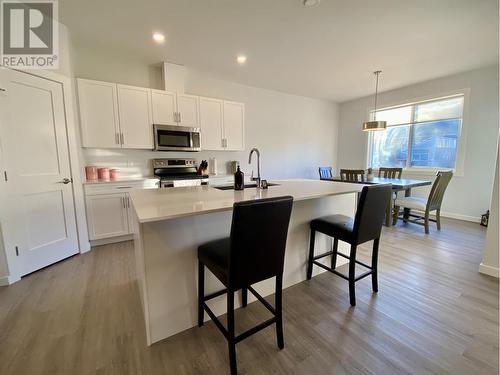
[373,70,382,113]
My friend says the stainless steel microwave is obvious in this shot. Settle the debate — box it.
[153,124,201,152]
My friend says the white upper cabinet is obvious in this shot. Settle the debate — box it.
[117,84,153,149]
[223,101,245,151]
[199,97,224,150]
[77,79,120,148]
[177,94,199,127]
[199,97,245,151]
[151,89,177,126]
[77,78,243,151]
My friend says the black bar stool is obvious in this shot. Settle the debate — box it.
[307,185,391,306]
[198,196,293,375]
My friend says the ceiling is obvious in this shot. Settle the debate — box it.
[60,0,499,102]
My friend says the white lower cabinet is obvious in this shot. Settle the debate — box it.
[84,179,159,242]
[86,193,130,240]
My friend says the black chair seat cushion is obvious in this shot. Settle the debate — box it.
[198,237,230,286]
[310,214,354,242]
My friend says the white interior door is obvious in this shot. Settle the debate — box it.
[0,69,79,276]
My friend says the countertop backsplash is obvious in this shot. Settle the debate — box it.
[82,148,251,179]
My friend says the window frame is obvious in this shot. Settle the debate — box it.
[365,89,470,177]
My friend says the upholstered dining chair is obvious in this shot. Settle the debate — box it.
[340,169,365,182]
[318,167,333,180]
[393,171,453,234]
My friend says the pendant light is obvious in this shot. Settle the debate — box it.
[362,70,386,131]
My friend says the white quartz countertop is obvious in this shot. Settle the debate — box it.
[129,179,364,223]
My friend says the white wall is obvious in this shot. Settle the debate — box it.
[74,46,339,180]
[480,143,499,277]
[338,66,499,221]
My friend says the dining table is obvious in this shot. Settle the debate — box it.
[329,177,433,226]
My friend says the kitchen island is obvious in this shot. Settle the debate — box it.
[129,179,364,345]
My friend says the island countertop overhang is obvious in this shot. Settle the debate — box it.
[129,179,365,223]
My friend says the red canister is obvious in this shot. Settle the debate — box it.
[98,168,110,181]
[85,166,98,181]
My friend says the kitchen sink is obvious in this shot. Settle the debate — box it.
[213,183,280,191]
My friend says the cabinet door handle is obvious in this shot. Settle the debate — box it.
[178,112,182,123]
[126,196,130,208]
[115,133,119,145]
[120,133,124,145]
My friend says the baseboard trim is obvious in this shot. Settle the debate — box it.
[439,211,481,223]
[408,209,481,223]
[479,263,500,278]
[90,234,133,247]
[0,275,21,286]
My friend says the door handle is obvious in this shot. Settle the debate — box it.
[58,178,72,184]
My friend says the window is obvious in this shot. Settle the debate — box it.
[368,95,464,170]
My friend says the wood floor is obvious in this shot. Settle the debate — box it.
[0,218,498,375]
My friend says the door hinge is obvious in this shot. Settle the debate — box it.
[15,246,19,256]
[3,171,7,182]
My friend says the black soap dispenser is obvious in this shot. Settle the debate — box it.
[234,164,244,190]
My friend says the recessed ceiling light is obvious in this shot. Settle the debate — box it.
[236,55,247,64]
[152,32,165,43]
[303,0,320,7]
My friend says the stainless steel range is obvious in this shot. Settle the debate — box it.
[153,158,209,188]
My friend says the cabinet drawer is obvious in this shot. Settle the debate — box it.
[84,179,159,195]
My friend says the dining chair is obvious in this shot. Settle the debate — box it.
[318,167,333,180]
[393,171,453,234]
[340,169,365,182]
[378,167,403,179]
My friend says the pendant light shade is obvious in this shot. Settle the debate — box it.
[362,121,386,131]
[363,70,386,131]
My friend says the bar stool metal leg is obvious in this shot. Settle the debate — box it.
[348,245,357,306]
[241,288,248,308]
[307,229,316,280]
[198,261,205,327]
[275,275,284,349]
[227,291,237,375]
[371,238,380,293]
[331,238,338,269]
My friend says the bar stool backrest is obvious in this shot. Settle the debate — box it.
[229,196,294,289]
[353,184,392,244]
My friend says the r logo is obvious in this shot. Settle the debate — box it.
[2,1,53,54]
